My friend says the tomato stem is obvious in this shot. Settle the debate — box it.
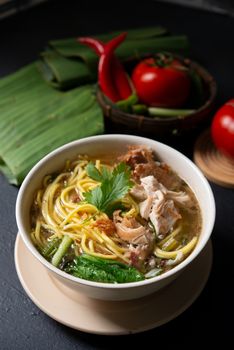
[147,53,174,68]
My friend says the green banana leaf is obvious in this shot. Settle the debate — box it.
[0,63,103,185]
[39,50,95,89]
[50,26,169,57]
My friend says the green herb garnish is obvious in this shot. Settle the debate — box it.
[84,162,133,216]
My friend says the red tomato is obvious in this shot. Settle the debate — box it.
[131,57,190,108]
[211,99,234,159]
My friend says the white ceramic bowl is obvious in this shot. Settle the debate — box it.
[16,135,215,301]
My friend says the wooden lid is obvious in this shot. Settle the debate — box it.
[194,129,234,188]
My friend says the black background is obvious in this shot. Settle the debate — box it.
[160,0,234,15]
[0,1,233,348]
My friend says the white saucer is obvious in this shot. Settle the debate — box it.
[14,234,212,335]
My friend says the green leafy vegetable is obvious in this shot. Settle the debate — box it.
[84,162,133,215]
[66,254,144,283]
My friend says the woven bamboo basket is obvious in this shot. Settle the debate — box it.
[97,55,217,136]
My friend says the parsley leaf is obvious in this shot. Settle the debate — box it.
[86,163,103,182]
[84,186,103,209]
[84,162,133,215]
[86,162,111,182]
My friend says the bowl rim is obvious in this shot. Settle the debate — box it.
[16,134,216,290]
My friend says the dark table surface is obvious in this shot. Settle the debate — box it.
[0,0,234,348]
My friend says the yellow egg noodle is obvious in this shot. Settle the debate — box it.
[31,156,197,265]
[31,158,131,263]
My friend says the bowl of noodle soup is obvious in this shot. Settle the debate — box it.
[16,135,215,301]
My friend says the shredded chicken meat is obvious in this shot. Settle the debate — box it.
[113,145,195,267]
[113,210,151,245]
[120,146,194,238]
[113,210,154,263]
[120,145,181,190]
[134,176,181,238]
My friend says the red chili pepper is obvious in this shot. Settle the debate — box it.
[78,37,104,55]
[111,59,132,100]
[77,33,132,101]
[98,34,126,102]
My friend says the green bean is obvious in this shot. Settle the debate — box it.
[148,107,195,118]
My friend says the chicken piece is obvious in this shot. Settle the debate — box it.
[166,190,193,207]
[138,175,192,210]
[119,145,153,169]
[130,175,183,238]
[129,244,153,263]
[140,175,158,196]
[139,196,154,219]
[113,210,153,245]
[134,163,181,190]
[138,176,162,220]
[120,145,181,190]
[113,210,155,266]
[130,184,147,201]
[149,199,181,238]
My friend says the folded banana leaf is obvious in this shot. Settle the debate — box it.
[39,50,95,89]
[0,63,103,185]
[39,26,189,89]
